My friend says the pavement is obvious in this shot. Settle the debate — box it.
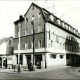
[0,66,80,80]
[0,66,80,76]
[68,67,80,77]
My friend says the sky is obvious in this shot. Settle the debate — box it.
[0,0,80,39]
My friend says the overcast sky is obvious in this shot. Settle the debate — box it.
[0,0,80,39]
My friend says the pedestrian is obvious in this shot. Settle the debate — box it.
[13,64,16,72]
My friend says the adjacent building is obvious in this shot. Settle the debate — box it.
[0,37,13,68]
[13,3,80,69]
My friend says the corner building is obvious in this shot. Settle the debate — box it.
[13,3,80,69]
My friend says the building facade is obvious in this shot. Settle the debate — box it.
[0,37,13,69]
[13,3,80,69]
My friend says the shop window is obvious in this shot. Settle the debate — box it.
[50,54,56,59]
[66,55,70,59]
[60,55,64,59]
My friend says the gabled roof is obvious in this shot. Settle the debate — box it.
[14,2,80,38]
[0,37,13,45]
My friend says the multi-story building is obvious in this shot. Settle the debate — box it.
[13,3,80,69]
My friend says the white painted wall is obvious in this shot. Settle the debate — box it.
[46,53,66,67]
[0,42,6,55]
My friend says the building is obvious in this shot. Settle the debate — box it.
[13,3,80,69]
[0,37,13,69]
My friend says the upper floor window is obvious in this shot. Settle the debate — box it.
[38,13,41,18]
[56,35,59,43]
[32,5,34,10]
[9,40,11,45]
[38,39,42,48]
[31,41,33,49]
[32,15,35,21]
[25,29,28,36]
[25,42,28,49]
[38,25,42,32]
[26,18,28,22]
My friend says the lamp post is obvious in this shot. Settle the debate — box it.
[31,20,35,71]
[18,22,21,72]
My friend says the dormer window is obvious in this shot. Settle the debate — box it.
[49,15,54,21]
[61,22,64,27]
[57,19,61,25]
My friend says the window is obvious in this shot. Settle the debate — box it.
[38,39,42,48]
[56,35,58,43]
[31,41,33,48]
[38,25,42,32]
[32,15,34,20]
[66,55,70,59]
[50,54,56,59]
[60,55,64,59]
[26,18,28,22]
[25,42,28,49]
[57,19,61,25]
[38,13,41,18]
[61,22,64,27]
[32,5,34,10]
[9,40,11,45]
[49,31,50,39]
[25,29,27,36]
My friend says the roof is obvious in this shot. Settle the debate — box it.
[14,2,80,38]
[0,37,13,45]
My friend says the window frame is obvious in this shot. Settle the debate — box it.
[38,39,42,48]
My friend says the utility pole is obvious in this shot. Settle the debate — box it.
[31,20,35,71]
[18,22,21,72]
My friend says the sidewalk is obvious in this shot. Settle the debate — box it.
[0,66,70,74]
[68,67,80,77]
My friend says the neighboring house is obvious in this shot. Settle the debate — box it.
[13,3,80,69]
[0,37,13,68]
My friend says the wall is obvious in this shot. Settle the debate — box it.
[14,33,45,50]
[46,53,66,67]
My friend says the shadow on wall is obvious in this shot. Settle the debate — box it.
[65,36,80,67]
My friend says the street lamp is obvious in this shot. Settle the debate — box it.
[31,20,35,71]
[18,22,21,72]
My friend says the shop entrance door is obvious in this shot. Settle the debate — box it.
[35,55,42,69]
